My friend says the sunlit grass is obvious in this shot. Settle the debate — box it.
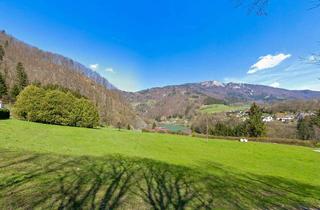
[0,119,319,209]
[200,104,249,113]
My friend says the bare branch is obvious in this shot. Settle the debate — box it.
[234,0,269,16]
[235,0,320,15]
[309,0,320,10]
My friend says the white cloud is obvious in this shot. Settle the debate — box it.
[105,68,115,73]
[270,82,280,88]
[225,59,320,91]
[89,64,99,71]
[248,53,291,74]
[308,55,320,63]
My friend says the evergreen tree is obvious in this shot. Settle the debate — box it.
[0,45,4,62]
[297,117,315,140]
[10,84,20,98]
[4,40,9,48]
[117,122,122,131]
[0,72,7,98]
[11,62,29,98]
[152,122,157,129]
[16,62,28,89]
[312,110,320,127]
[246,103,266,137]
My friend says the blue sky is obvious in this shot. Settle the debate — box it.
[0,0,319,91]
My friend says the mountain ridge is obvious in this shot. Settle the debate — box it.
[0,31,145,128]
[125,80,320,120]
[0,30,117,90]
[134,80,319,93]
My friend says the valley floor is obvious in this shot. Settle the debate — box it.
[0,119,319,209]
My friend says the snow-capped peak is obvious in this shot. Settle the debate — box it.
[200,80,225,88]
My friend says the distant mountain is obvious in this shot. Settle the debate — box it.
[0,31,145,128]
[124,81,320,120]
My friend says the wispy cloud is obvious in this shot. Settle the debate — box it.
[105,68,115,73]
[225,59,320,91]
[307,54,320,64]
[248,53,291,74]
[89,64,99,71]
[270,82,280,88]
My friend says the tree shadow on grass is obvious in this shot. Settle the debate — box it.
[0,149,319,209]
[135,160,213,210]
[199,162,320,209]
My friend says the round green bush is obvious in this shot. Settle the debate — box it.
[13,85,100,128]
[0,108,10,119]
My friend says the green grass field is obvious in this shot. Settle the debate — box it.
[1,119,320,209]
[200,104,249,113]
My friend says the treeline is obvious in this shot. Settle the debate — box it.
[191,103,266,137]
[13,85,99,128]
[192,102,320,141]
[0,43,28,101]
[264,100,320,113]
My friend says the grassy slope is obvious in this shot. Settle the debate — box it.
[1,119,320,209]
[200,104,249,113]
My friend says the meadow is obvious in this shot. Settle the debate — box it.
[200,104,250,114]
[0,119,320,209]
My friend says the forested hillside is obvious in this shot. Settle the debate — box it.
[0,31,145,128]
[125,81,320,121]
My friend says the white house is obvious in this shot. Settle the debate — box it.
[262,116,274,122]
[276,116,294,123]
[0,100,3,109]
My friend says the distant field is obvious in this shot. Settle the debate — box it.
[200,103,250,113]
[0,119,319,209]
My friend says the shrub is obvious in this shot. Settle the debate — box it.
[39,90,76,126]
[72,98,99,128]
[13,85,45,121]
[0,108,10,119]
[13,85,100,128]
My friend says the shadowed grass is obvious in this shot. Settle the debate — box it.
[0,119,320,208]
[0,150,319,209]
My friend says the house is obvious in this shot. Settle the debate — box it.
[262,116,274,122]
[296,112,315,121]
[0,100,3,109]
[276,116,294,123]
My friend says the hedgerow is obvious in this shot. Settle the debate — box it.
[0,108,10,119]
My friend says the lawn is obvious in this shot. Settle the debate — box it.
[0,119,319,209]
[200,103,250,113]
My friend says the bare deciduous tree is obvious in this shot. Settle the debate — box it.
[235,0,320,15]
